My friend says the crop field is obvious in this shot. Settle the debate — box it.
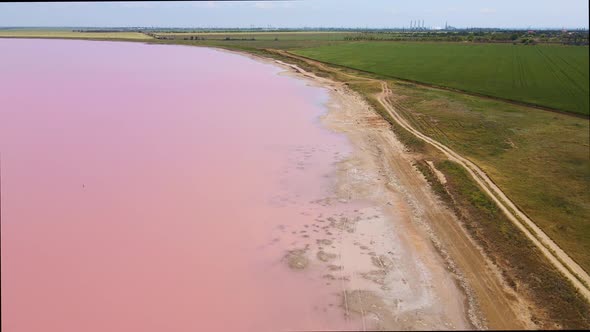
[0,30,152,40]
[294,42,590,115]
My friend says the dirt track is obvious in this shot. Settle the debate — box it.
[377,82,590,301]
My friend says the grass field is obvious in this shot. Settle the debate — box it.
[0,30,152,40]
[425,159,590,328]
[388,80,590,272]
[294,42,590,115]
[150,31,354,51]
[160,38,346,51]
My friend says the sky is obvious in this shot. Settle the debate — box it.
[0,0,588,29]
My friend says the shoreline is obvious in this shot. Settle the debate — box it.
[255,50,481,329]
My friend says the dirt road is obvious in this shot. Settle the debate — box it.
[378,82,590,301]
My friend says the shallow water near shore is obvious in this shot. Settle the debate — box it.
[0,39,360,331]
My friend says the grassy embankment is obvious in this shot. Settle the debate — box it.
[385,81,590,272]
[417,157,590,328]
[327,72,590,328]
[295,42,589,116]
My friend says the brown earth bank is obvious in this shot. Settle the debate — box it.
[228,48,590,329]
[278,66,482,330]
[313,72,534,330]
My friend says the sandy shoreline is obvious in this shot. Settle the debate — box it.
[305,78,474,330]
[231,49,477,330]
[318,86,474,330]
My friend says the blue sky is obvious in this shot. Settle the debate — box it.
[0,1,588,29]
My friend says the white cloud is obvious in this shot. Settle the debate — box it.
[118,2,155,9]
[254,2,275,9]
[192,1,217,9]
[480,7,497,14]
[253,1,294,10]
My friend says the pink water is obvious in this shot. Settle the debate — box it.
[0,39,357,331]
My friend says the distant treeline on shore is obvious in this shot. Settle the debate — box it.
[70,28,589,46]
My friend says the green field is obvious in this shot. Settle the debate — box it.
[0,30,152,40]
[294,42,590,115]
[387,80,590,272]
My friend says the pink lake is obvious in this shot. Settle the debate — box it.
[0,39,360,331]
